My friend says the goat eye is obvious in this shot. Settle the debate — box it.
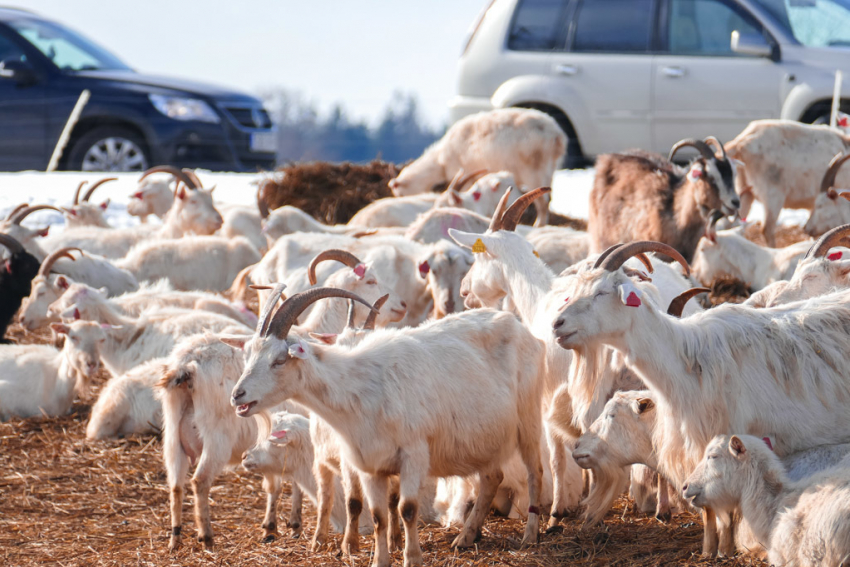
[594,291,608,298]
[367,280,377,286]
[271,357,287,368]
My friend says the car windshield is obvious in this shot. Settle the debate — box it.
[8,17,131,72]
[751,0,850,47]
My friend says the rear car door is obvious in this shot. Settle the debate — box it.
[651,0,785,152]
[548,0,657,154]
[0,28,46,170]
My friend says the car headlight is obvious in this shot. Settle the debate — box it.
[149,94,220,124]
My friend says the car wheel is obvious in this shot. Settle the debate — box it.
[67,126,150,172]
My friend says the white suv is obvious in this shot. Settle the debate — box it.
[451,0,850,166]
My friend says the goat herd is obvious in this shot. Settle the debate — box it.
[4,107,850,566]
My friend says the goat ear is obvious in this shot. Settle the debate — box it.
[56,275,70,290]
[100,199,110,210]
[451,191,462,206]
[308,332,337,345]
[220,335,249,350]
[732,159,745,169]
[729,435,747,458]
[687,163,704,183]
[635,397,655,413]
[288,340,309,359]
[449,229,489,252]
[617,282,642,308]
[269,429,292,445]
[50,323,69,335]
[37,226,49,238]
[176,186,187,200]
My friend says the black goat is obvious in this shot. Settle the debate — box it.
[0,233,41,343]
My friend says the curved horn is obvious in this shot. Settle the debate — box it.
[182,169,203,190]
[346,299,357,329]
[4,203,29,221]
[500,187,552,232]
[488,187,514,232]
[73,181,87,205]
[820,152,850,195]
[82,177,117,202]
[266,288,378,339]
[254,283,287,337]
[706,209,725,241]
[703,136,728,161]
[667,288,710,318]
[138,165,196,191]
[0,233,25,255]
[258,196,270,220]
[10,204,64,225]
[362,294,389,331]
[308,249,363,286]
[593,243,653,273]
[668,138,717,163]
[445,169,465,194]
[599,241,690,276]
[457,169,488,192]
[805,223,850,259]
[38,247,81,277]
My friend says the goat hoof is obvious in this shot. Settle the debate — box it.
[311,537,326,552]
[451,530,477,549]
[341,539,360,555]
[545,525,564,535]
[655,511,672,523]
[199,535,213,550]
[262,534,276,544]
[593,532,610,545]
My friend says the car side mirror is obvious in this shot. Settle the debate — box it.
[0,59,37,86]
[731,31,772,58]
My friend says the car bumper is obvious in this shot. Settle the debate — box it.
[448,95,494,124]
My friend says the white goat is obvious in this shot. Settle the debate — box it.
[61,178,115,228]
[746,224,850,308]
[261,206,352,242]
[156,334,286,550]
[389,107,565,226]
[684,434,850,567]
[415,240,472,318]
[127,166,178,221]
[552,241,850,555]
[86,358,165,440]
[218,203,266,254]
[0,321,104,420]
[725,119,850,244]
[227,287,546,567]
[691,213,812,291]
[116,235,261,292]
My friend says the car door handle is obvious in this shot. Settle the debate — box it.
[554,64,579,76]
[662,66,686,78]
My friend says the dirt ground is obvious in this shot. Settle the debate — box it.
[1,320,766,567]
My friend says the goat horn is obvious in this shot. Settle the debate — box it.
[500,187,552,232]
[5,203,28,221]
[599,241,690,276]
[10,204,64,225]
[805,223,850,259]
[73,181,87,205]
[38,247,81,277]
[457,169,488,192]
[0,233,24,255]
[820,152,850,195]
[138,165,196,191]
[488,187,514,231]
[182,169,203,190]
[346,299,357,329]
[703,136,728,161]
[257,196,270,220]
[308,249,363,286]
[256,283,287,337]
[82,177,117,202]
[266,288,378,339]
[667,288,710,318]
[445,169,465,195]
[362,294,389,331]
[593,243,654,273]
[668,138,717,163]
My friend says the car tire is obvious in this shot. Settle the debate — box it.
[67,126,150,172]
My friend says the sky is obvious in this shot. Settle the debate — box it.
[15,1,487,128]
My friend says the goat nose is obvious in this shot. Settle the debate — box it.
[731,198,741,208]
[400,300,407,309]
[681,483,688,493]
[444,300,455,313]
[553,318,565,330]
[232,389,246,402]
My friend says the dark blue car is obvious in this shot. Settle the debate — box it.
[0,7,276,172]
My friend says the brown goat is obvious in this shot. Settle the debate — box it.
[589,139,739,263]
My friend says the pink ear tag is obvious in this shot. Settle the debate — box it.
[73,308,81,320]
[132,191,144,199]
[69,209,77,216]
[271,430,287,439]
[762,437,773,451]
[418,260,430,277]
[563,296,570,304]
[472,190,481,202]
[4,260,11,273]
[829,251,843,261]
[353,264,366,279]
[840,116,849,128]
[688,167,703,183]
[618,282,642,307]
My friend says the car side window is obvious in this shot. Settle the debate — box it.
[668,0,763,55]
[507,0,570,51]
[0,32,26,64]
[572,0,654,53]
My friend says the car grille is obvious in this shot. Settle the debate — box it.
[220,104,273,129]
